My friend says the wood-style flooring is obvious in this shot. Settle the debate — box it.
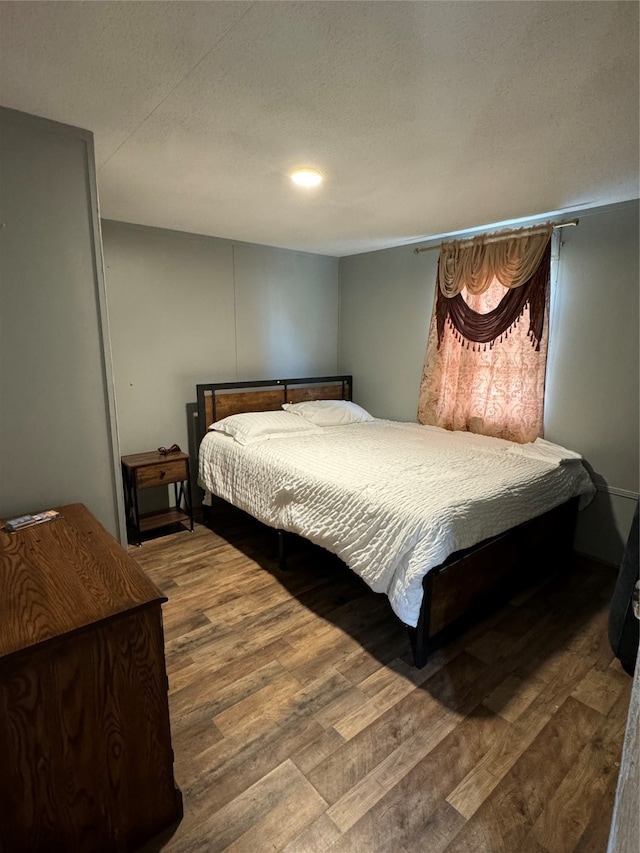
[133,502,633,853]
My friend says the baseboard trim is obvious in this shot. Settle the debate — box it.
[595,483,639,501]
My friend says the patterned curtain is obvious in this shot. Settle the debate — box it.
[417,226,553,444]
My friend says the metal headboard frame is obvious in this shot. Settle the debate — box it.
[196,374,353,445]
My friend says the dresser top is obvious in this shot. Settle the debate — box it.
[0,503,166,659]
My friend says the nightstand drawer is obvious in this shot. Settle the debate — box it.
[136,459,187,489]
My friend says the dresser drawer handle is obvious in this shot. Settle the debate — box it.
[159,470,166,479]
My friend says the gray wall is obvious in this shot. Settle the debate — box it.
[546,202,639,562]
[0,107,123,538]
[339,242,435,420]
[338,201,639,564]
[101,221,339,476]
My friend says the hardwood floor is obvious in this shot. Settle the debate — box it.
[132,502,633,853]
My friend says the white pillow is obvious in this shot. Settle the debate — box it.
[282,399,374,427]
[209,410,323,445]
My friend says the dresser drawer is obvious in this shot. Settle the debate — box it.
[136,459,187,489]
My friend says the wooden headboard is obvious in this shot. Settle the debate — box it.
[196,375,352,445]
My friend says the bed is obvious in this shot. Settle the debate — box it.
[196,375,596,667]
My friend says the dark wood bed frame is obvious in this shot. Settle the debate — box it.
[196,375,578,668]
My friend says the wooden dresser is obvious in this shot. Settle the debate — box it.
[0,503,182,852]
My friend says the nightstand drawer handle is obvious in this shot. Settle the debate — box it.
[159,470,166,479]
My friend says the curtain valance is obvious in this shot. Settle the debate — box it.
[438,225,553,296]
[436,241,551,352]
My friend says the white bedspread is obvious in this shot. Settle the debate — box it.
[198,420,596,627]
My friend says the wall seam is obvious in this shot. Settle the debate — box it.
[337,258,342,372]
[232,243,239,380]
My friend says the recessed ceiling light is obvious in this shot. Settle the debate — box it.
[290,168,323,187]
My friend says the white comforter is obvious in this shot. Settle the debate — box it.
[198,420,596,627]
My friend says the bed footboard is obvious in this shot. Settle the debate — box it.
[407,497,579,668]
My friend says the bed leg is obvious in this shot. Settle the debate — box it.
[408,573,434,668]
[278,529,288,571]
[407,627,431,669]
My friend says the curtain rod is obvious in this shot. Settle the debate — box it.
[412,218,579,254]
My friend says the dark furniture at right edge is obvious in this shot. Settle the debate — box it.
[608,502,639,674]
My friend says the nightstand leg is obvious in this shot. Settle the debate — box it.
[132,485,142,546]
[184,476,194,532]
[175,481,194,532]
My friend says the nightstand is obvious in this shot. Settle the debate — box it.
[121,450,194,545]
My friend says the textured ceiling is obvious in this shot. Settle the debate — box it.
[1,1,638,257]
